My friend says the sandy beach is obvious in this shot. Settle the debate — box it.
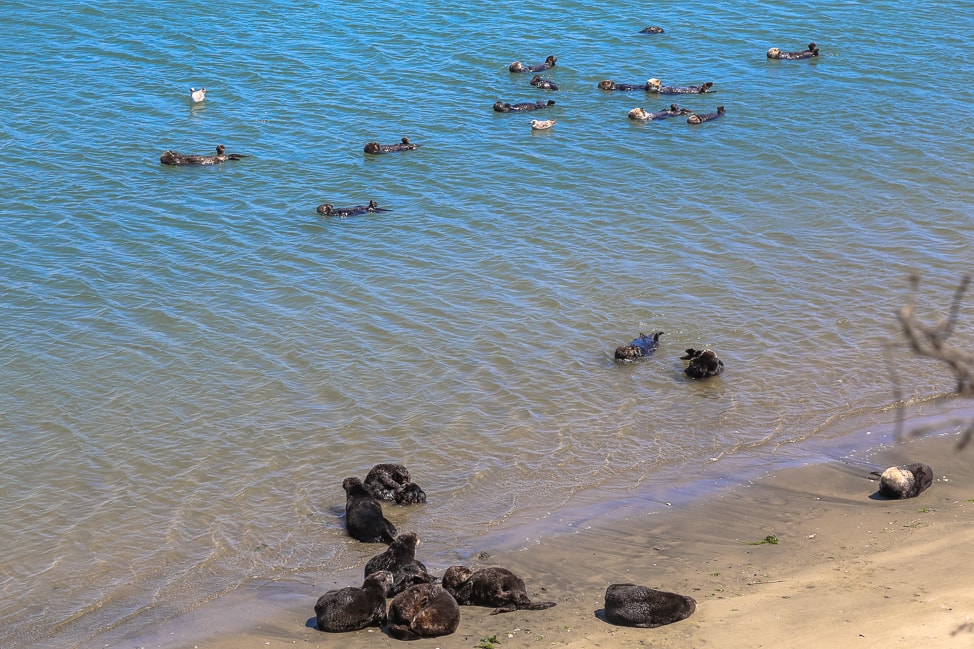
[115,428,974,649]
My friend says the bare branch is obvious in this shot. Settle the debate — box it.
[896,274,974,396]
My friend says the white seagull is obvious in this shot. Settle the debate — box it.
[530,119,557,130]
[190,87,207,103]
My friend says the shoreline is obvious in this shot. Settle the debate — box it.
[105,415,974,649]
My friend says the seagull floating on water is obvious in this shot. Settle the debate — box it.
[190,87,206,103]
[530,119,557,130]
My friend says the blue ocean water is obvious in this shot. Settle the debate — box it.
[1,1,973,646]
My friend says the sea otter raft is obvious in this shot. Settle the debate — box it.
[767,42,820,59]
[159,144,246,165]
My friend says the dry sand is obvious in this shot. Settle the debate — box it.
[121,433,974,649]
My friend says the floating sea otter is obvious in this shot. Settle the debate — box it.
[493,99,556,113]
[159,144,246,166]
[316,200,390,217]
[603,583,696,628]
[877,462,933,499]
[646,78,714,94]
[640,26,665,34]
[686,105,725,124]
[767,42,819,60]
[614,332,664,361]
[530,75,559,90]
[509,55,557,73]
[628,104,691,121]
[189,87,206,103]
[364,137,422,154]
[598,80,651,92]
[681,348,724,377]
[442,565,556,615]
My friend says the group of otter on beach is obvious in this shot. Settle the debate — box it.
[322,462,699,639]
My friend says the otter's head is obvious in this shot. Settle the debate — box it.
[598,80,615,90]
[646,78,662,91]
[509,61,525,73]
[767,47,782,59]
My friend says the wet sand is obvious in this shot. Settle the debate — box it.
[118,432,974,649]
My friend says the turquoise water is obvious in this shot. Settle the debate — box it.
[2,1,973,646]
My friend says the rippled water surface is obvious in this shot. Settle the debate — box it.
[2,1,973,646]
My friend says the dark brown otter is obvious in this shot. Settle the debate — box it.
[159,144,246,165]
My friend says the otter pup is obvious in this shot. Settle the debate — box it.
[640,26,665,34]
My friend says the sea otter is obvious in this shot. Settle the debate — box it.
[646,79,714,94]
[363,463,426,504]
[313,571,393,633]
[603,583,696,628]
[681,348,724,377]
[387,584,461,640]
[316,200,390,217]
[767,42,819,60]
[189,87,206,103]
[493,99,556,113]
[614,332,665,361]
[628,104,691,121]
[342,476,397,543]
[509,55,557,73]
[639,26,665,34]
[686,106,725,124]
[598,80,650,91]
[530,75,559,90]
[364,137,422,154]
[442,565,556,615]
[365,532,435,595]
[159,144,246,166]
[878,463,934,499]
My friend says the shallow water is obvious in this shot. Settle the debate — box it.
[2,1,973,646]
